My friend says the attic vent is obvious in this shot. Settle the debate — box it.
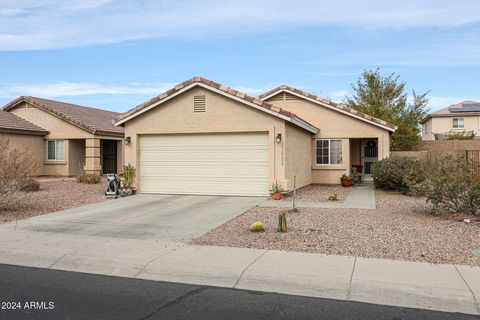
[267,93,284,102]
[266,92,299,102]
[285,92,298,100]
[194,95,206,113]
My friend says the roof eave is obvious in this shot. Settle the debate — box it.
[93,129,125,137]
[0,127,48,136]
[114,81,319,134]
[262,88,396,132]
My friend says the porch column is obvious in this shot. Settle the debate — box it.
[84,138,101,175]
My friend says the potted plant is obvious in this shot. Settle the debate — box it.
[340,174,353,187]
[271,180,284,200]
[122,163,135,192]
[350,167,362,185]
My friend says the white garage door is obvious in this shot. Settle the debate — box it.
[139,133,269,196]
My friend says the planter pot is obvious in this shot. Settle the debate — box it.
[272,192,282,200]
[341,178,353,187]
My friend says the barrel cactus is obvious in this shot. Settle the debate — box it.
[250,221,265,232]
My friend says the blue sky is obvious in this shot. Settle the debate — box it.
[0,0,479,113]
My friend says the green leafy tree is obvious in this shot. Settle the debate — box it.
[345,69,429,151]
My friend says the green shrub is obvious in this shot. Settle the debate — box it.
[350,167,362,185]
[424,156,480,215]
[371,157,427,195]
[77,173,101,184]
[18,177,40,192]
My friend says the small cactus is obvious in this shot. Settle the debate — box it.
[277,212,287,232]
[250,221,265,232]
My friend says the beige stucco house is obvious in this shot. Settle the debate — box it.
[114,77,396,196]
[1,97,124,176]
[0,110,49,176]
[422,100,480,140]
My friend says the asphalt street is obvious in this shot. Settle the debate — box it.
[0,264,477,320]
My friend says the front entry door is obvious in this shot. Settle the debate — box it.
[361,139,378,181]
[102,140,117,174]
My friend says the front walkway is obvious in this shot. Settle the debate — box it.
[259,184,376,209]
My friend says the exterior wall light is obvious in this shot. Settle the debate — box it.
[275,133,282,144]
[124,136,131,145]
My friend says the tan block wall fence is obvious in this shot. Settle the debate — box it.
[392,140,480,161]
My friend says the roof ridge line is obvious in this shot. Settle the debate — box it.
[113,76,318,133]
[24,97,97,133]
[258,85,397,131]
[24,96,120,115]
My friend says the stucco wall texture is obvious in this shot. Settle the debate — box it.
[122,86,392,191]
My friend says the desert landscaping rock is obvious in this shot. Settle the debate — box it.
[194,190,480,266]
[283,184,350,202]
[0,177,108,223]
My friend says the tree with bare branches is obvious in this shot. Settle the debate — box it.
[0,138,37,210]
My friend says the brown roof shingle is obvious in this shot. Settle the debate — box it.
[3,96,124,136]
[0,109,48,135]
[114,77,318,133]
[259,85,397,131]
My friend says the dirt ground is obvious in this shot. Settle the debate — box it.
[0,177,109,224]
[194,190,480,266]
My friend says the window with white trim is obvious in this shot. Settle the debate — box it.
[316,139,342,165]
[47,140,65,160]
[452,117,464,129]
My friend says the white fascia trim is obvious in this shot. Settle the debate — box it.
[115,83,318,134]
[261,89,396,132]
[114,83,198,126]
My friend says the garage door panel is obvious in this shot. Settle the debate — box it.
[139,166,268,177]
[139,133,269,196]
[140,179,267,196]
[140,148,268,162]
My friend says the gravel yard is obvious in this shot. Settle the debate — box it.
[0,177,108,224]
[194,190,480,266]
[283,184,350,202]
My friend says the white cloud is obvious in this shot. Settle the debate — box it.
[428,96,480,111]
[1,1,480,50]
[0,80,276,100]
[0,81,175,99]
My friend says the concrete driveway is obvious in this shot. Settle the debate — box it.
[2,194,264,243]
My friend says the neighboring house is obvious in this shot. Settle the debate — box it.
[0,110,49,176]
[1,97,124,176]
[422,100,480,140]
[114,77,396,196]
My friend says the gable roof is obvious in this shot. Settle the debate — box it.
[0,109,48,135]
[422,100,480,123]
[114,77,318,134]
[3,96,124,136]
[259,85,397,132]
